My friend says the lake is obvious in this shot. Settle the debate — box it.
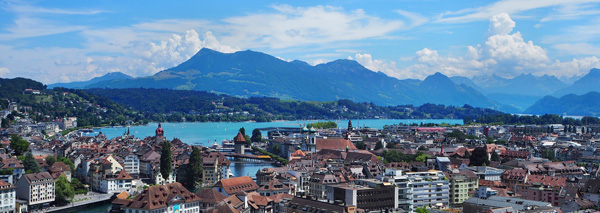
[89,119,462,177]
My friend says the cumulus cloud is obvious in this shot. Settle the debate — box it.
[0,67,10,76]
[486,13,515,36]
[356,13,600,79]
[134,30,239,75]
[354,53,402,77]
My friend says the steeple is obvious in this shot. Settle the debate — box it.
[346,120,353,139]
[155,122,164,138]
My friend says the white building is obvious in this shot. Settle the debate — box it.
[406,170,450,209]
[15,172,55,206]
[154,170,176,185]
[123,154,139,175]
[379,168,413,212]
[0,180,16,213]
[100,170,134,194]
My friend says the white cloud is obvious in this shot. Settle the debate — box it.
[553,43,600,55]
[133,30,239,75]
[437,0,600,23]
[354,53,406,78]
[0,67,10,76]
[486,13,515,36]
[357,13,600,79]
[219,5,405,49]
[395,9,428,27]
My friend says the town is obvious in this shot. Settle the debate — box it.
[2,101,600,213]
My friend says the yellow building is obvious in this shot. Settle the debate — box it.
[444,170,479,206]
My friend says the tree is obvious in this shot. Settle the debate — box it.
[9,135,29,156]
[57,157,75,171]
[185,147,203,190]
[374,141,383,150]
[251,128,262,142]
[23,152,40,174]
[418,146,428,151]
[239,127,246,136]
[272,144,281,155]
[542,149,554,161]
[55,174,74,205]
[385,142,395,149]
[355,141,366,150]
[415,153,428,162]
[160,141,172,181]
[416,207,430,213]
[491,151,500,161]
[45,155,57,167]
[463,149,471,159]
[469,147,489,166]
[0,118,8,128]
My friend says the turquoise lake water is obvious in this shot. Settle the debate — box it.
[88,119,462,177]
[93,119,462,146]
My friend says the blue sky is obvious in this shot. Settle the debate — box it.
[1,0,600,84]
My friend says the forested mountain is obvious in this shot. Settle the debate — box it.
[86,48,510,110]
[0,78,145,127]
[553,68,600,96]
[524,92,600,116]
[48,72,132,89]
[85,88,506,122]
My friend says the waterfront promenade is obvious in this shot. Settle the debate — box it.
[39,192,113,213]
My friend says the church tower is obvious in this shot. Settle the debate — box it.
[346,120,353,139]
[155,122,164,138]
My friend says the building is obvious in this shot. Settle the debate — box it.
[121,182,200,213]
[276,196,356,213]
[308,173,342,201]
[48,162,71,181]
[195,188,226,212]
[463,196,557,213]
[99,169,133,194]
[378,168,413,212]
[123,154,139,175]
[327,179,397,212]
[202,152,231,186]
[213,176,259,197]
[234,132,246,155]
[406,170,450,209]
[460,166,504,181]
[15,172,55,206]
[444,170,479,206]
[0,180,16,213]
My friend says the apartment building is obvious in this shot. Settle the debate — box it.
[15,172,55,206]
[406,170,450,209]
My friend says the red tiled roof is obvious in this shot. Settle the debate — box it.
[124,182,199,210]
[116,169,133,180]
[215,176,259,195]
[526,175,566,187]
[196,188,227,204]
[234,132,245,142]
[315,138,357,151]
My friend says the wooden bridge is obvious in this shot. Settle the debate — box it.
[223,153,273,162]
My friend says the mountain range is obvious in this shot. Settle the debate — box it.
[49,72,132,89]
[80,48,514,111]
[524,92,600,116]
[53,48,600,115]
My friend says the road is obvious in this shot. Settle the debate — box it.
[38,192,113,213]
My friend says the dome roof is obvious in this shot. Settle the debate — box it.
[292,149,306,157]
